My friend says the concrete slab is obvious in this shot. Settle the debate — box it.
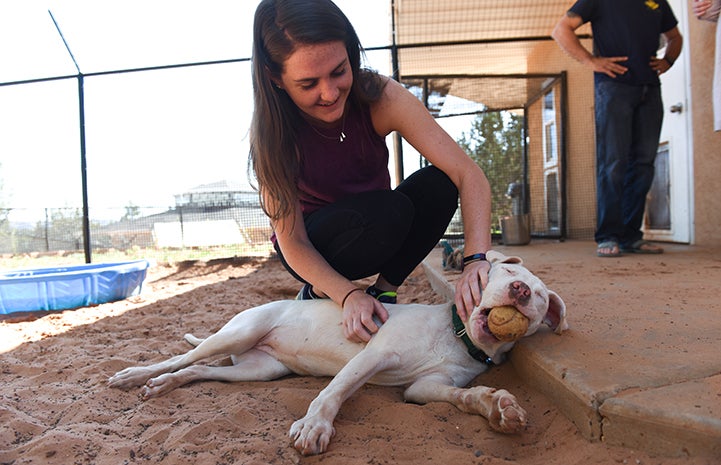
[422,240,721,459]
[600,374,721,457]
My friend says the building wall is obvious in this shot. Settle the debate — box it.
[688,7,721,245]
[526,77,566,237]
[527,39,597,240]
[526,99,545,235]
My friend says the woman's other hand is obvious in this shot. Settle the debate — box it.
[453,259,490,322]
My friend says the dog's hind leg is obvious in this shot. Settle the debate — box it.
[140,349,292,399]
[109,305,281,390]
[108,352,196,390]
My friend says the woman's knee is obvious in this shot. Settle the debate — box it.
[397,166,458,207]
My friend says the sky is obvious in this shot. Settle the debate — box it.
[0,0,400,222]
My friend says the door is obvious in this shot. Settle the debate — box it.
[643,0,692,243]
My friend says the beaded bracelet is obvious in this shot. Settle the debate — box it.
[462,253,487,265]
[341,288,364,307]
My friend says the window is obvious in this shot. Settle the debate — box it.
[541,88,561,231]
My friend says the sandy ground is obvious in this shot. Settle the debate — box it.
[0,256,714,465]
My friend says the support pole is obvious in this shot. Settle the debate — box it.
[390,0,404,185]
[49,10,92,263]
[77,74,91,263]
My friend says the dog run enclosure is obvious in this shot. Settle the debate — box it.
[0,1,595,264]
[393,0,596,244]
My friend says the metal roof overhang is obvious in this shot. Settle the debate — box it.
[393,0,591,109]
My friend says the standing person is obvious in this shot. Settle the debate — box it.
[694,0,721,131]
[249,0,492,343]
[552,0,683,257]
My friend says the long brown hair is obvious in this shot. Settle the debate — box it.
[249,0,385,225]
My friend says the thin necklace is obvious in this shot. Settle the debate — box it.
[309,111,347,143]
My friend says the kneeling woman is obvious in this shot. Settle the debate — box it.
[250,0,492,343]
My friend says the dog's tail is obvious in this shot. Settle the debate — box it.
[184,333,205,347]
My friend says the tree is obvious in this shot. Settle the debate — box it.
[31,208,83,251]
[456,111,524,231]
[122,202,141,221]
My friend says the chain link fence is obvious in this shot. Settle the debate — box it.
[1,2,597,268]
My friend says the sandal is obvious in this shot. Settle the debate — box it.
[620,240,664,254]
[596,240,621,257]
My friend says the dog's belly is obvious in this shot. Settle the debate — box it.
[257,339,462,386]
[257,336,365,378]
[250,300,468,386]
[252,301,367,377]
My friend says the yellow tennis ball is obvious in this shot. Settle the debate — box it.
[487,305,529,342]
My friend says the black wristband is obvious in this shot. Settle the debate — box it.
[341,288,363,307]
[664,56,674,67]
[462,253,487,264]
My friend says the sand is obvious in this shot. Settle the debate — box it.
[0,257,713,465]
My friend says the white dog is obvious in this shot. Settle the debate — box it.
[109,250,567,455]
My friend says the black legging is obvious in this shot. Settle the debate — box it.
[276,166,459,287]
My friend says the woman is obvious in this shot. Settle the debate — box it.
[249,0,492,343]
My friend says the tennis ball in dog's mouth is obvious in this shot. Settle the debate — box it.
[487,305,529,342]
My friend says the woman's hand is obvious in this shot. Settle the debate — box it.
[341,291,389,343]
[454,259,490,322]
[693,0,712,19]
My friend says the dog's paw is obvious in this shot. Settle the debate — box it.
[108,366,153,390]
[140,373,185,399]
[289,416,336,455]
[489,389,527,434]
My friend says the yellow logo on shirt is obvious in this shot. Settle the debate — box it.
[645,0,659,10]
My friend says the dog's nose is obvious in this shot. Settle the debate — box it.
[508,281,531,304]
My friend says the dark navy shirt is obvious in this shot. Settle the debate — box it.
[569,0,678,86]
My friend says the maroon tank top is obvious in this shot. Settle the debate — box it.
[296,104,390,215]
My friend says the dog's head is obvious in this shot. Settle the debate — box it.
[465,250,568,363]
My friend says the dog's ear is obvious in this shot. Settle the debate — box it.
[486,250,523,265]
[543,290,569,334]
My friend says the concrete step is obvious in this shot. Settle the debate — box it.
[422,241,721,459]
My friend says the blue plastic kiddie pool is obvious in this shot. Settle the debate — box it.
[0,259,151,314]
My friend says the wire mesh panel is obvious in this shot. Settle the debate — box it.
[402,74,569,240]
[1,1,598,268]
[394,0,597,242]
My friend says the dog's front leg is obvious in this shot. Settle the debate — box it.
[289,348,397,455]
[404,376,527,434]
